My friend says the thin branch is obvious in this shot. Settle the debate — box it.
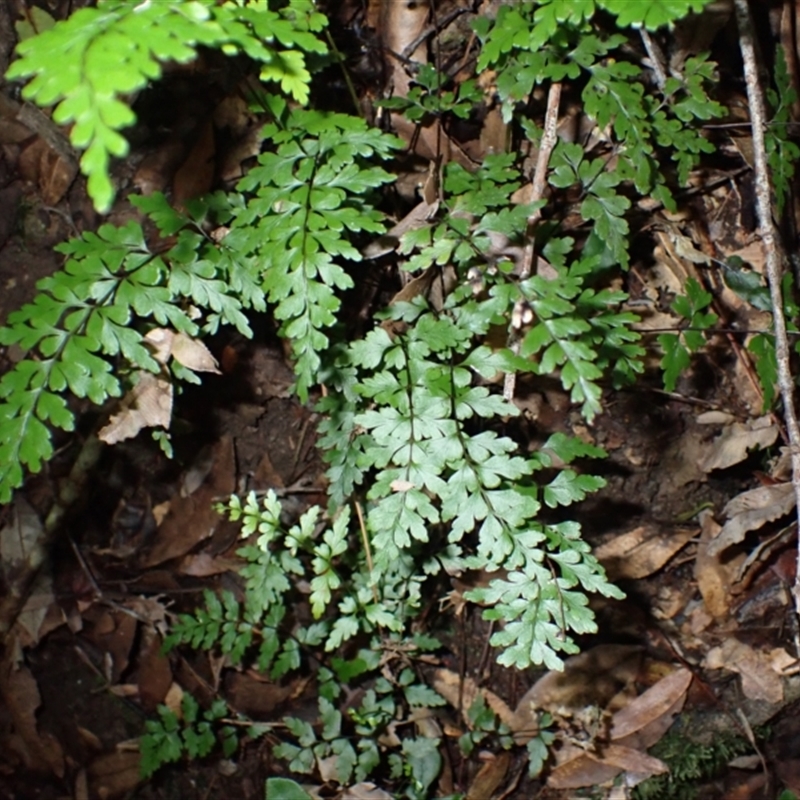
[734,0,800,619]
[526,82,563,255]
[400,7,467,62]
[324,29,363,118]
[640,29,668,91]
[504,81,562,402]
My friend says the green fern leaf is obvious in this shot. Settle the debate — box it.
[600,0,714,30]
[7,0,327,211]
[233,109,399,400]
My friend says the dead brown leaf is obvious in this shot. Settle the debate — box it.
[546,668,691,790]
[594,523,696,580]
[142,436,236,566]
[133,138,187,195]
[609,668,692,744]
[74,767,89,800]
[124,596,169,634]
[697,413,778,473]
[0,498,58,644]
[98,371,173,444]
[511,645,643,741]
[0,647,65,776]
[549,744,669,790]
[137,627,172,712]
[695,510,741,618]
[337,783,393,800]
[546,744,625,790]
[465,751,511,800]
[708,482,796,557]
[224,671,294,717]
[83,608,138,683]
[144,328,220,373]
[363,197,439,259]
[0,496,45,570]
[18,137,77,204]
[253,450,286,489]
[432,668,515,728]
[87,750,142,799]
[170,332,221,373]
[15,570,62,648]
[379,0,430,98]
[179,552,241,577]
[705,639,785,703]
[163,682,184,715]
[173,119,216,209]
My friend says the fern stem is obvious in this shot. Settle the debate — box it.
[324,28,362,119]
[355,499,379,603]
[505,81,562,402]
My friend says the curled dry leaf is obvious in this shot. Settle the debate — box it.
[143,327,173,363]
[671,231,711,265]
[548,745,669,790]
[136,626,172,712]
[15,570,60,649]
[608,667,692,744]
[144,328,220,373]
[0,497,52,640]
[379,0,430,97]
[98,371,173,444]
[142,436,235,567]
[179,552,241,577]
[170,332,220,373]
[362,195,439,259]
[696,414,778,473]
[465,751,511,800]
[707,482,795,557]
[695,510,740,618]
[123,596,169,633]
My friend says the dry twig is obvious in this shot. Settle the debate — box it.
[734,0,800,618]
[504,82,562,402]
[639,29,668,90]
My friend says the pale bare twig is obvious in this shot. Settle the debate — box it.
[504,82,562,402]
[354,499,379,603]
[639,29,668,90]
[525,82,563,265]
[734,0,800,620]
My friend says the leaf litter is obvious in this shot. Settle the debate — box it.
[2,2,800,799]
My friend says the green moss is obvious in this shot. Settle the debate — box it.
[633,728,759,800]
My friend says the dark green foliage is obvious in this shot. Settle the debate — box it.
[230,97,400,400]
[6,0,794,795]
[140,695,236,779]
[766,48,800,215]
[658,278,718,392]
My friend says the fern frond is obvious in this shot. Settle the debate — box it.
[6,0,328,211]
[232,104,400,400]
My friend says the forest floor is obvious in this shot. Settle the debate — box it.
[3,1,800,800]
